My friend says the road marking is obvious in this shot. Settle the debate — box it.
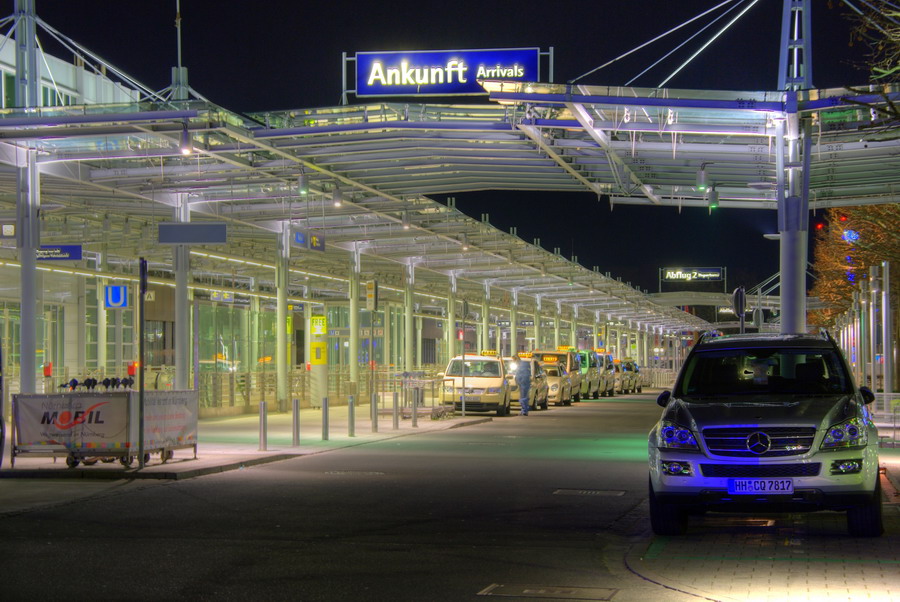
[553,489,625,496]
[324,471,385,475]
[478,583,618,600]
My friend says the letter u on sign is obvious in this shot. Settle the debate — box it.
[105,285,129,309]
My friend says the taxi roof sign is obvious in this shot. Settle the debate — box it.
[517,351,533,358]
[556,345,575,351]
[480,349,498,356]
[594,348,606,353]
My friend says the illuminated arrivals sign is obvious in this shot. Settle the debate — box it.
[355,48,539,97]
[663,267,723,282]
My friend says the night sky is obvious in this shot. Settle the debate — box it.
[17,0,871,292]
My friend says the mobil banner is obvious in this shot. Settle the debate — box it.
[13,390,198,451]
[14,393,129,450]
[142,390,198,449]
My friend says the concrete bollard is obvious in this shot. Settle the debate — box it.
[348,395,355,437]
[292,398,300,446]
[259,400,268,451]
[411,388,419,428]
[371,391,379,433]
[392,391,399,430]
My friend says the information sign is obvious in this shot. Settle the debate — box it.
[104,285,129,309]
[355,48,539,97]
[662,267,723,282]
[37,245,82,261]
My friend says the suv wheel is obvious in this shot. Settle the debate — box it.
[649,477,688,536]
[847,479,884,537]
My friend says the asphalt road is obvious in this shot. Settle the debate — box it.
[3,394,898,601]
[0,394,670,601]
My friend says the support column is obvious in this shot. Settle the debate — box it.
[349,248,360,391]
[857,289,868,387]
[416,316,423,368]
[481,283,490,352]
[509,289,519,356]
[869,266,880,396]
[776,98,809,334]
[534,296,542,350]
[883,261,894,397]
[15,1,40,393]
[447,273,457,360]
[404,263,414,373]
[554,302,561,348]
[276,223,290,410]
[174,195,191,389]
[593,311,600,350]
[570,306,578,348]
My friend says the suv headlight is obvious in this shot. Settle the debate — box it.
[821,417,869,449]
[657,420,698,450]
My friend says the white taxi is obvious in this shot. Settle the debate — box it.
[439,351,511,416]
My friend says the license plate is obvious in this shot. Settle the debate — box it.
[728,479,793,494]
[460,396,480,402]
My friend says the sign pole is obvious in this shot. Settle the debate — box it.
[138,258,148,469]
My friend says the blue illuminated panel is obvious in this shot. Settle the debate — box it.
[356,48,539,97]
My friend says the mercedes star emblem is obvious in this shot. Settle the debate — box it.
[746,431,772,454]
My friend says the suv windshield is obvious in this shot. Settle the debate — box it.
[676,347,853,397]
[446,359,501,377]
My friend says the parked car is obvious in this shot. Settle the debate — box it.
[648,331,882,537]
[622,358,642,393]
[595,349,616,397]
[577,349,602,399]
[541,362,573,406]
[503,354,549,411]
[439,352,510,416]
[534,348,583,401]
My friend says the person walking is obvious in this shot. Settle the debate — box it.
[515,356,532,415]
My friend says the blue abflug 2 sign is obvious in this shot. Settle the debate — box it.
[355,48,539,97]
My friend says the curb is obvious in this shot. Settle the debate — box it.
[0,454,295,481]
[0,414,493,480]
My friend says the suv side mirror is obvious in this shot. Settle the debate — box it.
[859,386,876,405]
[657,390,671,407]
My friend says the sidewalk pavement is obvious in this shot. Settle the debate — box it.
[0,402,492,481]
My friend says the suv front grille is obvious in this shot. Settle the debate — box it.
[702,427,816,457]
[700,463,821,478]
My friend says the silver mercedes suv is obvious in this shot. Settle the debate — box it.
[649,331,882,537]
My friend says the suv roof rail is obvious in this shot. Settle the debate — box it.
[697,330,724,344]
[818,327,838,345]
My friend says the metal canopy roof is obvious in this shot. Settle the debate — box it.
[4,79,895,332]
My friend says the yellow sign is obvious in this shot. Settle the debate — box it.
[311,315,327,336]
[518,352,533,358]
[594,348,606,354]
[540,354,560,364]
[557,345,575,351]
[310,342,327,365]
[480,349,498,356]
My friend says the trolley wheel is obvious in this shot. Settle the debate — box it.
[143,453,151,464]
[120,455,133,467]
[66,455,80,469]
[82,457,99,466]
[161,449,174,464]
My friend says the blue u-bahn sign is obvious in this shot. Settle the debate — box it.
[355,48,539,97]
[104,285,129,309]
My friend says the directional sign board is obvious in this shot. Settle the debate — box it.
[37,245,82,261]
